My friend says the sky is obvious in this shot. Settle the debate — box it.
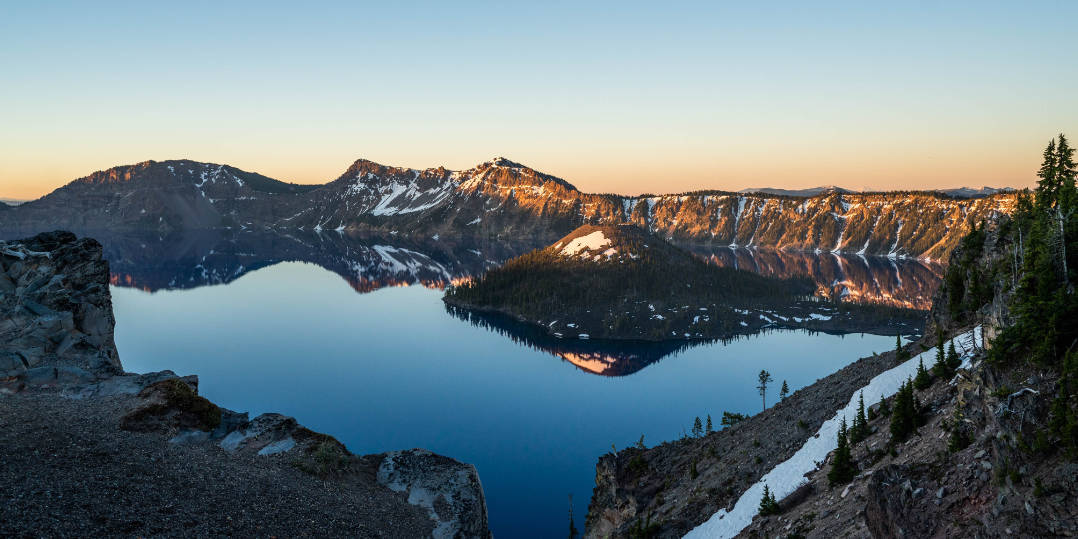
[1,1,1076,199]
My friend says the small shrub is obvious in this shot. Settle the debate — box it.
[628,455,648,475]
[627,513,662,539]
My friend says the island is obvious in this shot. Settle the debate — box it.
[444,224,920,341]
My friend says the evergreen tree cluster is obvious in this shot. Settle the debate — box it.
[758,484,780,516]
[913,357,932,390]
[889,377,923,442]
[931,332,963,379]
[721,411,747,426]
[979,134,1078,454]
[849,392,870,444]
[828,417,857,485]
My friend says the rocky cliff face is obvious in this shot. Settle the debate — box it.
[0,158,1016,259]
[0,231,120,382]
[0,231,492,538]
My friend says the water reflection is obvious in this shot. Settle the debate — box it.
[445,304,909,377]
[93,229,541,293]
[445,305,700,376]
[687,246,945,310]
[72,230,942,310]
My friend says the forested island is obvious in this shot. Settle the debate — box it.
[444,224,921,340]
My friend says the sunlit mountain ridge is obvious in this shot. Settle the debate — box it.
[0,158,1016,260]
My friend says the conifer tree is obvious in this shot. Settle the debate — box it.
[828,417,856,485]
[758,484,780,515]
[692,416,703,437]
[1038,138,1060,203]
[878,394,891,417]
[850,392,869,444]
[894,335,910,362]
[914,357,932,390]
[722,411,747,426]
[706,414,713,434]
[1057,134,1076,187]
[780,380,789,400]
[890,378,919,442]
[946,341,961,370]
[932,331,948,377]
[757,370,774,411]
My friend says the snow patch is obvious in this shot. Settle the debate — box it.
[560,231,611,256]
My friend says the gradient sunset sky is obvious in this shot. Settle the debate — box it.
[2,1,1076,199]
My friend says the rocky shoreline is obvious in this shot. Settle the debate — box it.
[0,231,491,538]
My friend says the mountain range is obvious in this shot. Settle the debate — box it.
[739,185,1015,198]
[0,158,1018,260]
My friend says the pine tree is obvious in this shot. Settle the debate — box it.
[946,341,961,370]
[894,335,910,362]
[722,411,747,426]
[850,392,869,444]
[780,380,789,400]
[692,416,703,437]
[828,417,856,485]
[757,370,774,411]
[878,394,891,417]
[706,414,713,434]
[914,357,933,390]
[1056,134,1076,187]
[758,484,780,516]
[932,331,949,377]
[890,378,919,442]
[1038,138,1060,203]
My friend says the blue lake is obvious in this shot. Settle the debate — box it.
[112,260,899,537]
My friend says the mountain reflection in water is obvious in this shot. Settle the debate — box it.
[90,230,944,312]
[444,304,906,377]
[688,246,944,310]
[445,305,700,376]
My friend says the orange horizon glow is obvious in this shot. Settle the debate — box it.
[0,137,1050,201]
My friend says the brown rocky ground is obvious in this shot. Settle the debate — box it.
[0,387,434,538]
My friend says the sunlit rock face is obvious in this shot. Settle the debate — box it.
[0,158,1015,260]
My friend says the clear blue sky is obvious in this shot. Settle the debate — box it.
[2,1,1075,197]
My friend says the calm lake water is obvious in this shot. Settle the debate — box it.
[112,259,900,537]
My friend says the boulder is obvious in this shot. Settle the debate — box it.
[376,449,491,539]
